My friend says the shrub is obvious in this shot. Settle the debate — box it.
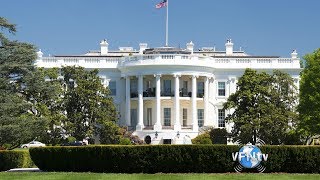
[209,128,228,144]
[0,150,34,171]
[30,145,320,173]
[192,133,212,144]
[67,136,76,143]
[119,138,131,145]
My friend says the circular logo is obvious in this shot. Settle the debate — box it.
[238,145,262,168]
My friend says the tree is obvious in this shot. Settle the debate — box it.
[22,68,66,145]
[298,48,320,138]
[61,66,118,141]
[0,17,48,149]
[224,68,298,145]
[191,133,212,144]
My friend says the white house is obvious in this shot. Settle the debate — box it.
[35,39,301,144]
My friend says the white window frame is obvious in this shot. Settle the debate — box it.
[218,81,226,97]
[164,108,171,126]
[198,109,204,127]
[218,109,225,127]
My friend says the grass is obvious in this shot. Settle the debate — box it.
[1,173,320,180]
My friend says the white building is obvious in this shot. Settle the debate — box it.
[35,39,301,144]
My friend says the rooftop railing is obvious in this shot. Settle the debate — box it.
[36,54,300,69]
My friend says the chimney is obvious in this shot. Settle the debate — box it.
[186,41,194,54]
[291,49,298,59]
[100,39,109,55]
[139,43,148,54]
[225,39,233,56]
[36,49,43,59]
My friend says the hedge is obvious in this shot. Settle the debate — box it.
[0,150,34,171]
[29,145,320,173]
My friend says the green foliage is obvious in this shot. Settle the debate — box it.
[298,48,320,137]
[97,121,121,144]
[0,150,34,171]
[61,66,118,141]
[209,128,228,144]
[119,138,132,145]
[224,69,298,145]
[191,133,212,144]
[67,137,76,143]
[0,17,49,149]
[30,145,320,173]
[30,145,238,173]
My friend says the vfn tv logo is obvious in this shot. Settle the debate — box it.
[232,143,268,172]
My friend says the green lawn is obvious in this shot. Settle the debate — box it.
[1,173,320,180]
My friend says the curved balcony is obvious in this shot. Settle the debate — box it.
[119,54,301,72]
[120,54,210,68]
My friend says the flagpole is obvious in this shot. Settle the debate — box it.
[165,0,169,47]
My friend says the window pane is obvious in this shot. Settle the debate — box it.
[163,80,171,96]
[198,109,204,127]
[197,82,204,97]
[183,108,187,126]
[164,108,171,126]
[218,109,225,127]
[109,81,116,96]
[130,109,137,127]
[218,82,226,96]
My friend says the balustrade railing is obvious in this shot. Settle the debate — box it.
[38,54,298,69]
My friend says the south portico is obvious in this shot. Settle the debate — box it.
[123,72,215,141]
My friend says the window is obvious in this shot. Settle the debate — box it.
[130,109,137,127]
[218,82,226,96]
[130,79,138,98]
[109,81,116,96]
[183,108,187,126]
[218,109,225,127]
[163,80,171,96]
[147,108,152,126]
[182,81,188,97]
[131,79,137,93]
[198,109,204,127]
[164,108,171,126]
[197,82,204,98]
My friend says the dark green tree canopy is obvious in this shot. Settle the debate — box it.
[298,48,320,137]
[0,17,46,149]
[224,68,298,145]
[61,66,118,141]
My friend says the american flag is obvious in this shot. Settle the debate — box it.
[156,0,167,9]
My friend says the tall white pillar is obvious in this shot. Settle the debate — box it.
[125,76,131,126]
[154,74,162,131]
[203,76,209,126]
[136,75,144,131]
[174,74,181,131]
[192,75,198,132]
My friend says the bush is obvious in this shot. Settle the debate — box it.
[29,145,320,173]
[67,136,76,143]
[0,150,34,171]
[192,133,212,144]
[209,128,228,144]
[119,138,131,145]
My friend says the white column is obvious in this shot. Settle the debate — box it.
[136,75,144,131]
[203,76,209,126]
[174,74,181,131]
[125,76,131,126]
[192,75,198,132]
[154,74,162,131]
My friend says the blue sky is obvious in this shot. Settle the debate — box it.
[1,0,319,58]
